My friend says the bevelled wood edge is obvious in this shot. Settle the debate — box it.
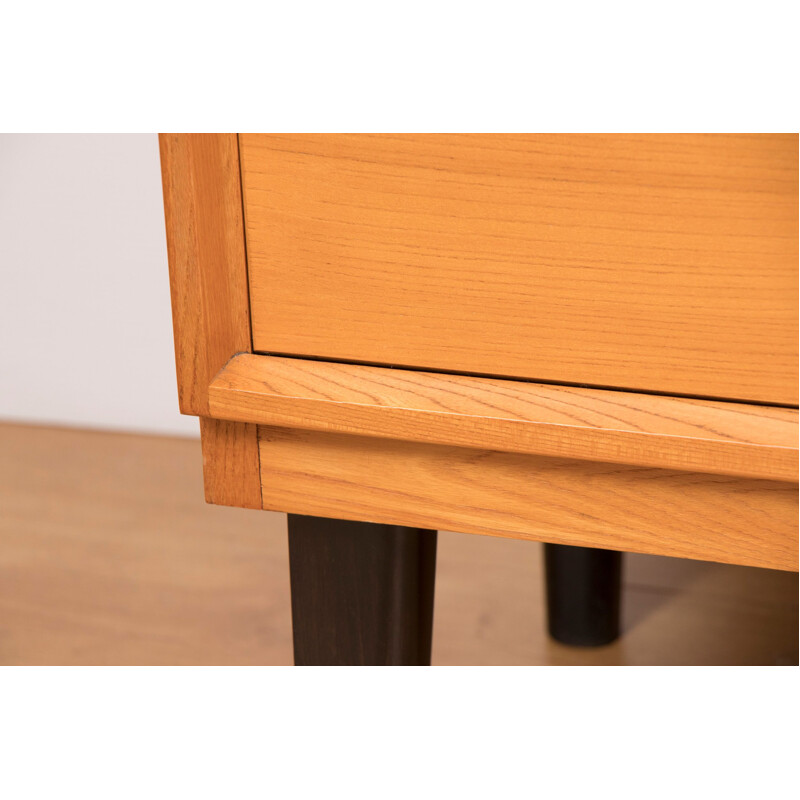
[210,353,799,482]
[259,427,799,572]
[159,134,261,509]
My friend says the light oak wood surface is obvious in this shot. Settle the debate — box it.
[1,424,796,666]
[240,133,798,405]
[159,133,798,574]
[159,133,251,416]
[199,418,261,509]
[159,133,262,508]
[258,427,798,571]
[210,353,798,481]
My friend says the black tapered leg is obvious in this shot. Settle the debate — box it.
[544,543,622,646]
[287,514,437,665]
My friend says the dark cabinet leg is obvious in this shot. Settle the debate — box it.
[287,514,438,665]
[544,543,623,646]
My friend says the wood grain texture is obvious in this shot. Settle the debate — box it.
[258,427,799,572]
[159,133,253,415]
[159,134,261,508]
[199,417,261,509]
[240,133,798,405]
[209,354,798,482]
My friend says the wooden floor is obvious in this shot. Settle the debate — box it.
[0,423,796,665]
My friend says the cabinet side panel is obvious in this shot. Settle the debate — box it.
[200,417,262,509]
[159,134,261,509]
[159,133,252,414]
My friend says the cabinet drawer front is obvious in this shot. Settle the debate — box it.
[240,134,798,405]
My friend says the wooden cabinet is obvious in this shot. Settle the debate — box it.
[160,133,798,575]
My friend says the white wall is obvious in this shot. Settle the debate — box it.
[0,134,198,437]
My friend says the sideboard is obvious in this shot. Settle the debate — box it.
[160,133,798,665]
